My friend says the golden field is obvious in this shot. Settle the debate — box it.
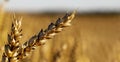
[1,12,120,62]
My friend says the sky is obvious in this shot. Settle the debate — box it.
[0,0,120,13]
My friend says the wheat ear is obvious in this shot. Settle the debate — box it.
[1,11,76,62]
[2,17,22,62]
[19,11,76,59]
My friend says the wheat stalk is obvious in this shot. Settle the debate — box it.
[2,11,76,62]
[2,16,22,62]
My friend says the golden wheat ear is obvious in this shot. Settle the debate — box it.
[2,17,22,62]
[19,11,76,59]
[2,11,76,62]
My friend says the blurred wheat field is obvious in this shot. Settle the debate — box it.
[0,3,6,61]
[1,13,120,62]
[0,3,5,42]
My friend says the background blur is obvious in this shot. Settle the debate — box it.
[1,0,120,62]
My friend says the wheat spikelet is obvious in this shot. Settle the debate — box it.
[2,17,22,62]
[19,11,76,59]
